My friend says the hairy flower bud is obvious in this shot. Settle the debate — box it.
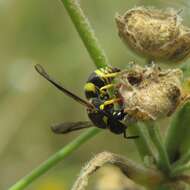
[116,7,190,62]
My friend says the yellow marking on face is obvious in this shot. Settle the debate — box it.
[84,83,96,92]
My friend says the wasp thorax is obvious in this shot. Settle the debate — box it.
[117,64,183,121]
[115,7,190,62]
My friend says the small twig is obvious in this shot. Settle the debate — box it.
[146,122,171,174]
[72,151,163,190]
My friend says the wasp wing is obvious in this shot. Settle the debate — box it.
[51,121,94,134]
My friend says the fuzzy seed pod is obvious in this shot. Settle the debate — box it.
[115,7,190,62]
[117,64,183,121]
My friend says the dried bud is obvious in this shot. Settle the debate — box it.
[117,64,183,121]
[115,7,190,62]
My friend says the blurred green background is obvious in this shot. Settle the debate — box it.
[0,0,190,189]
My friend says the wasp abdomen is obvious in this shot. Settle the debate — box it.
[87,111,108,129]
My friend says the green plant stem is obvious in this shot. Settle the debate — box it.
[165,102,190,163]
[128,123,155,161]
[61,0,109,68]
[146,122,171,174]
[171,162,190,177]
[9,128,100,190]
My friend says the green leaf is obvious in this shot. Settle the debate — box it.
[165,101,190,164]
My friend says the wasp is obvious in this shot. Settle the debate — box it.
[35,64,138,139]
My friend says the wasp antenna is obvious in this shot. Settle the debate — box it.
[35,64,49,79]
[35,64,94,109]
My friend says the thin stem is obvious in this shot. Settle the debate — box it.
[9,128,100,190]
[146,122,171,174]
[128,123,155,161]
[61,0,109,68]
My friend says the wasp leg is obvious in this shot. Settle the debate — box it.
[102,72,120,78]
[97,71,121,84]
[99,98,121,110]
[96,69,121,79]
[123,130,139,139]
[99,84,115,91]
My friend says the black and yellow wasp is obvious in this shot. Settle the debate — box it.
[35,64,138,139]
